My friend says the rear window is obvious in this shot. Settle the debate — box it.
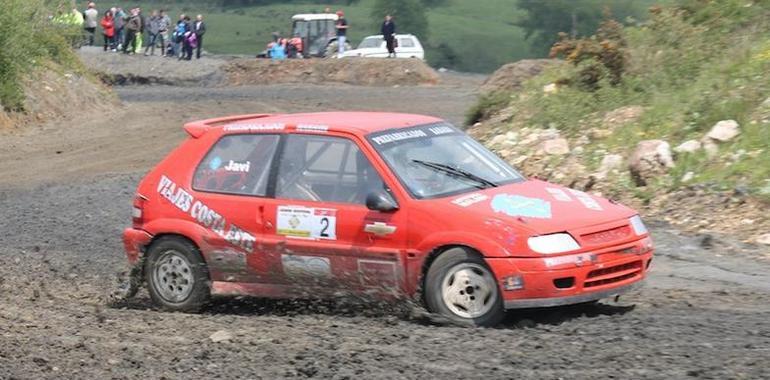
[193,134,280,196]
[399,38,415,48]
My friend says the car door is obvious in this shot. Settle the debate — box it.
[189,133,281,284]
[259,132,408,295]
[396,36,419,58]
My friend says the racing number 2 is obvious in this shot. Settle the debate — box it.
[320,217,330,238]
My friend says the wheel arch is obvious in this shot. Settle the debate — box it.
[417,244,484,302]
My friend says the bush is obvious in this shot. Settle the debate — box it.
[549,13,627,90]
[0,0,80,111]
[465,92,511,126]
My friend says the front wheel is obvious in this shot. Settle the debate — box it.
[145,236,211,312]
[424,248,505,327]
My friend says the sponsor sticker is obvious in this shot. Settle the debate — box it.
[358,260,397,288]
[157,175,256,252]
[371,130,428,145]
[544,253,598,268]
[451,193,489,207]
[277,206,337,240]
[491,194,552,219]
[223,160,250,173]
[296,124,329,132]
[545,187,572,202]
[224,123,285,132]
[281,254,331,278]
[568,189,603,211]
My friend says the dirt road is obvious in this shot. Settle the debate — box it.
[1,62,769,379]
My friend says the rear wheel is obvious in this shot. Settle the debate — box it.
[145,236,210,312]
[424,248,505,327]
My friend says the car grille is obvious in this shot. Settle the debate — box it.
[584,260,643,288]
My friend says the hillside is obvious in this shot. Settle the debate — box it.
[0,0,113,130]
[129,0,532,73]
[469,1,770,244]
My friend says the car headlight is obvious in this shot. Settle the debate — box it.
[527,233,580,255]
[629,215,648,236]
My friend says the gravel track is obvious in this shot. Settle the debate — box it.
[1,59,769,379]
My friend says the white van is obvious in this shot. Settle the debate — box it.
[341,34,425,60]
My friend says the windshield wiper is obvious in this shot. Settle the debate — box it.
[411,159,498,189]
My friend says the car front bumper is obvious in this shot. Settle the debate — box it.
[487,244,653,310]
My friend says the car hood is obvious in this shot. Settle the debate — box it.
[439,179,636,235]
[343,48,381,56]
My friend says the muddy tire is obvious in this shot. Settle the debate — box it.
[424,248,505,327]
[145,236,211,312]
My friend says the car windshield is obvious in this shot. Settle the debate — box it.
[358,37,382,49]
[368,123,524,199]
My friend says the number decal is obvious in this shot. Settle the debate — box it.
[277,206,337,240]
[320,217,330,237]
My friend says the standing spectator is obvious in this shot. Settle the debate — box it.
[83,2,98,46]
[122,8,141,55]
[71,6,84,26]
[158,10,171,57]
[133,8,144,54]
[180,15,193,60]
[183,29,197,61]
[381,14,396,58]
[114,7,126,50]
[193,14,206,59]
[100,9,115,51]
[335,10,348,57]
[173,14,189,59]
[144,10,161,56]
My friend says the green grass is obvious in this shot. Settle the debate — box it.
[470,1,770,200]
[129,0,532,72]
[0,0,83,112]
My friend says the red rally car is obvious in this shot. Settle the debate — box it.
[123,112,654,326]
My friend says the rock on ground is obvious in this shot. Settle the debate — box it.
[674,140,702,154]
[706,120,740,142]
[629,140,675,186]
[479,59,560,95]
[541,138,570,155]
[602,105,644,129]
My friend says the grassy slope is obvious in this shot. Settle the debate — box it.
[473,1,770,201]
[129,0,530,72]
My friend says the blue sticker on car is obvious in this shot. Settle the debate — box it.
[491,194,552,219]
[209,156,222,170]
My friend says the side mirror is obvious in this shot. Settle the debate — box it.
[365,191,399,212]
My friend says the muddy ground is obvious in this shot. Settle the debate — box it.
[1,56,769,379]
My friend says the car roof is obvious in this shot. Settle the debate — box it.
[292,14,338,21]
[184,112,445,138]
[364,34,417,39]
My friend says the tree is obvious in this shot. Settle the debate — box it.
[516,0,652,56]
[370,0,429,39]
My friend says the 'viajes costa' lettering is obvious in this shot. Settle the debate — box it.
[157,175,256,252]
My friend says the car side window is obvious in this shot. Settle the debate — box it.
[276,135,386,204]
[193,134,280,196]
[399,38,415,48]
